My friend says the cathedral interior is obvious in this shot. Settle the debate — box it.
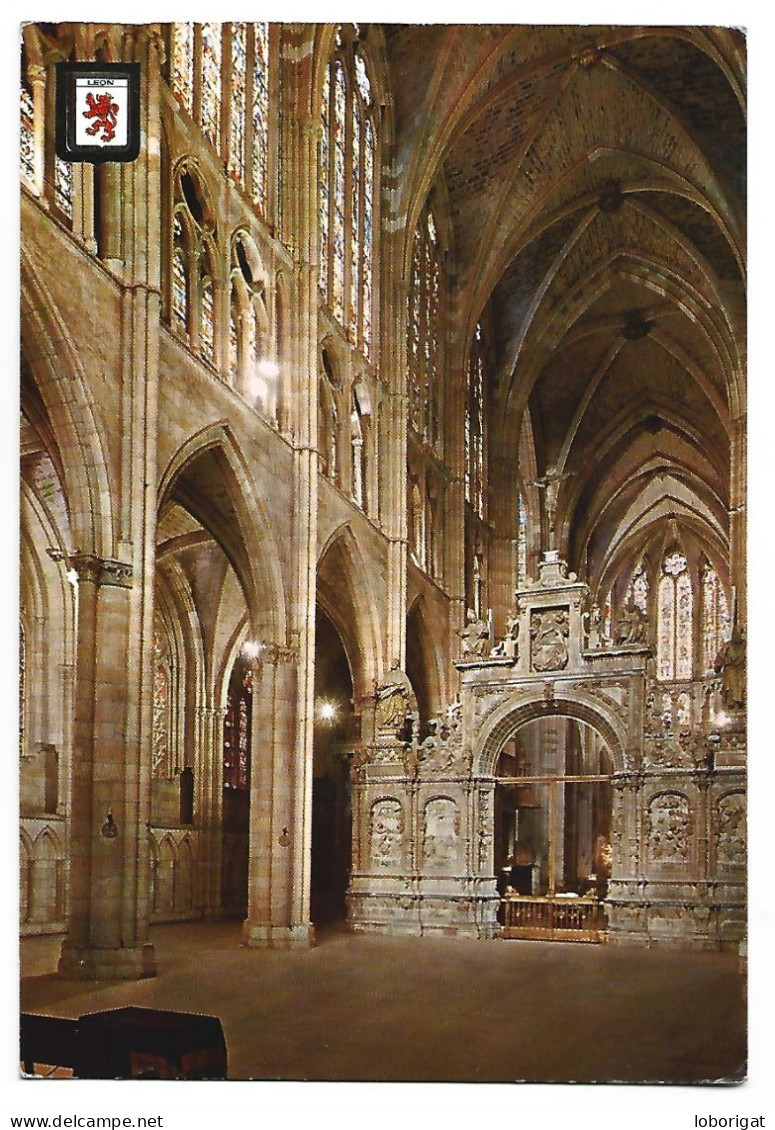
[18,21,747,1083]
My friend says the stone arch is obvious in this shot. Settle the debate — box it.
[158,422,288,645]
[475,691,629,778]
[20,258,113,555]
[154,832,177,917]
[405,595,445,726]
[29,826,64,922]
[317,523,383,701]
[19,830,33,925]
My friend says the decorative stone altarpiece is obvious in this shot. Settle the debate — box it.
[346,554,746,948]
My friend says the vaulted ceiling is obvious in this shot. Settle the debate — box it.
[382,24,745,592]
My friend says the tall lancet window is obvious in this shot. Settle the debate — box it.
[172,213,189,338]
[332,61,346,323]
[171,22,195,115]
[201,23,222,150]
[152,627,171,779]
[20,65,35,183]
[229,23,247,183]
[516,492,528,588]
[658,550,693,681]
[465,323,485,518]
[319,32,378,353]
[702,559,731,674]
[251,22,270,214]
[408,205,442,447]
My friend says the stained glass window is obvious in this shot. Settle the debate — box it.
[54,157,73,221]
[252,22,269,213]
[171,23,194,115]
[465,323,485,517]
[517,493,528,587]
[172,214,188,336]
[409,227,423,433]
[702,560,731,673]
[351,94,361,336]
[19,622,25,752]
[230,23,247,181]
[200,275,215,361]
[626,560,649,615]
[330,398,339,481]
[320,37,378,351]
[363,118,374,352]
[408,204,442,448]
[354,50,371,103]
[332,61,346,323]
[223,666,252,791]
[201,23,222,150]
[229,291,239,381]
[320,66,330,295]
[153,665,170,777]
[657,550,693,681]
[20,79,34,182]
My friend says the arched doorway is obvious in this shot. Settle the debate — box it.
[311,608,355,925]
[494,715,613,942]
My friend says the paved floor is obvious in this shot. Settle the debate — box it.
[20,922,746,1083]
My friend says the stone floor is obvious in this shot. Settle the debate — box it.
[20,921,746,1083]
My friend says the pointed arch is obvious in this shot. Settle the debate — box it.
[158,423,288,645]
[316,523,383,700]
[405,595,445,725]
[20,257,114,555]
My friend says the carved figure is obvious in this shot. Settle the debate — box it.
[531,609,569,672]
[528,464,576,549]
[370,799,404,869]
[492,612,519,659]
[587,603,604,649]
[459,608,489,658]
[716,793,746,869]
[714,625,746,710]
[648,793,691,864]
[376,682,409,730]
[423,798,459,869]
[617,598,649,644]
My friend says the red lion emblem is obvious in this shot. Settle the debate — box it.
[82,91,119,143]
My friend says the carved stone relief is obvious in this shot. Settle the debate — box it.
[422,797,459,870]
[647,792,692,865]
[530,607,569,672]
[716,792,746,871]
[370,798,404,869]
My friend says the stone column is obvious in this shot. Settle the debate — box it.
[96,164,124,268]
[58,557,155,979]
[383,262,409,671]
[243,646,301,945]
[729,413,746,624]
[28,64,47,200]
[58,26,163,980]
[195,704,224,918]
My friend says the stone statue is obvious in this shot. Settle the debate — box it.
[528,464,576,550]
[587,603,604,649]
[459,608,490,658]
[491,611,519,659]
[714,625,746,710]
[617,598,648,645]
[376,682,409,730]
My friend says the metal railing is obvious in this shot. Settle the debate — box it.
[502,894,604,942]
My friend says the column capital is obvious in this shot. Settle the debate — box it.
[70,553,134,588]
